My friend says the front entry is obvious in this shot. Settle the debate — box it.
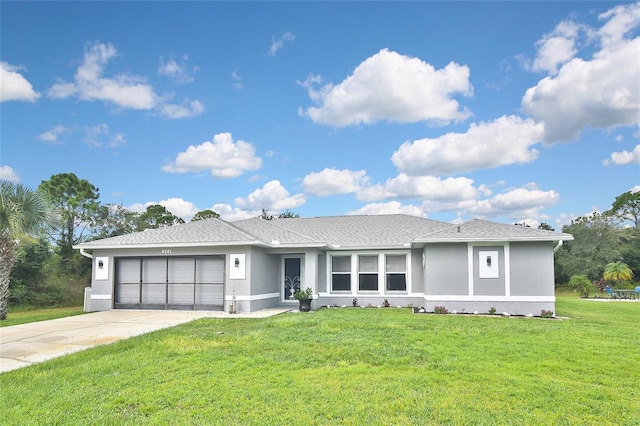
[283,256,302,302]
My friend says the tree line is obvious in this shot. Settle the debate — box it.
[1,172,638,318]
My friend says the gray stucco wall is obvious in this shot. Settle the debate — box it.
[472,246,505,296]
[510,242,555,296]
[410,249,424,293]
[424,243,468,295]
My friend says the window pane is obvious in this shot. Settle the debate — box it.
[143,258,166,283]
[387,274,406,291]
[359,273,378,291]
[359,255,378,273]
[117,259,140,283]
[168,258,194,283]
[332,274,351,291]
[386,255,406,273]
[332,256,351,273]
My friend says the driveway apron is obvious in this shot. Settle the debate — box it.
[0,308,289,373]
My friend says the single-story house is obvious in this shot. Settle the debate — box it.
[74,214,573,315]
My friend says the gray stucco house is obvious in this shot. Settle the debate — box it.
[75,214,573,315]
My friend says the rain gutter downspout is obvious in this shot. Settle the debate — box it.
[553,240,563,253]
[79,248,93,259]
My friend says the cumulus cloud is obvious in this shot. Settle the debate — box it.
[465,187,560,220]
[234,180,305,211]
[159,99,205,119]
[346,201,425,217]
[0,165,20,182]
[162,132,262,178]
[391,115,544,175]
[48,41,204,118]
[356,174,483,203]
[0,62,41,102]
[269,32,295,56]
[128,197,198,221]
[208,203,257,222]
[530,20,582,74]
[37,125,70,145]
[522,2,640,143]
[603,144,640,165]
[301,168,369,197]
[158,55,198,84]
[300,48,472,127]
[83,124,126,148]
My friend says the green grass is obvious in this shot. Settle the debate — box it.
[0,306,85,327]
[1,298,638,425]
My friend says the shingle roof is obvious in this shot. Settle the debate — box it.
[75,218,259,248]
[75,215,572,250]
[415,219,573,242]
[234,214,452,249]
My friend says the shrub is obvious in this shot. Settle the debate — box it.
[540,309,554,318]
[569,275,597,298]
[434,305,448,314]
[488,307,497,315]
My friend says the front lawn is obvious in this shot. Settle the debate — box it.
[0,306,85,327]
[1,298,638,425]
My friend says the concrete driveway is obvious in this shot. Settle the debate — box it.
[0,308,289,373]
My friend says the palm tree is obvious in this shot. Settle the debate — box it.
[603,261,634,286]
[0,181,50,320]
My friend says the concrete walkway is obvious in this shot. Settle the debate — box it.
[0,308,290,373]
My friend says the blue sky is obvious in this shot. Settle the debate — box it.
[1,1,638,228]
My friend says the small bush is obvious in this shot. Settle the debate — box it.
[434,305,448,314]
[488,307,497,315]
[383,299,390,308]
[540,309,554,318]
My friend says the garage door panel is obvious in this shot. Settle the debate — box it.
[168,283,195,305]
[115,256,224,310]
[141,283,166,304]
[116,283,140,304]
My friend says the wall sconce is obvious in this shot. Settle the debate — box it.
[98,260,104,269]
[234,257,240,268]
[486,256,492,267]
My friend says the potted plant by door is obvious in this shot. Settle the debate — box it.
[293,287,313,312]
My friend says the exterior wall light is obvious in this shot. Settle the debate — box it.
[486,256,492,266]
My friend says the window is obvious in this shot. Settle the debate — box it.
[385,255,406,291]
[331,256,351,291]
[358,255,378,291]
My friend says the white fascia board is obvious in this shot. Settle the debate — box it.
[73,240,267,250]
[415,235,573,244]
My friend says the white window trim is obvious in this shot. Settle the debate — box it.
[467,243,510,296]
[326,251,411,296]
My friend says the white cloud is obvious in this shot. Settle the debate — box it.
[530,21,582,74]
[37,125,69,145]
[269,32,295,56]
[128,197,198,221]
[0,165,20,182]
[465,187,560,220]
[83,124,127,148]
[234,180,305,211]
[209,203,257,222]
[522,3,640,143]
[391,115,544,175]
[162,132,262,178]
[300,48,473,127]
[48,41,204,119]
[231,69,244,90]
[159,99,205,119]
[346,201,425,217]
[0,62,40,102]
[301,168,368,197]
[603,144,640,165]
[48,42,159,109]
[356,174,482,203]
[158,55,198,84]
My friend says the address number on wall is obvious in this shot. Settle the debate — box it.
[161,249,172,254]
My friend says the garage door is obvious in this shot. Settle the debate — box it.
[114,256,225,310]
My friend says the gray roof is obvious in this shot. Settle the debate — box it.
[75,215,572,250]
[75,218,260,249]
[416,219,573,242]
[233,215,451,249]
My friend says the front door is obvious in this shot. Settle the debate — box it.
[283,257,302,301]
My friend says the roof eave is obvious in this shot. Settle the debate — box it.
[415,235,574,244]
[73,240,267,250]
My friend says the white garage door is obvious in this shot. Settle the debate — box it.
[114,256,225,310]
